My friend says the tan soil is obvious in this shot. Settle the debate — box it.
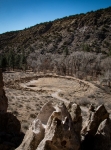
[3,71,111,133]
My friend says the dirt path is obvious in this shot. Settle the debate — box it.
[80,106,88,112]
[51,89,88,112]
[51,89,69,103]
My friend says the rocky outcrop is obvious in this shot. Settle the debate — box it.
[94,118,111,150]
[67,103,82,136]
[37,103,80,150]
[0,112,24,150]
[0,69,8,112]
[16,102,80,150]
[81,104,109,136]
[16,102,55,150]
[0,69,24,150]
[16,101,111,150]
[81,104,110,150]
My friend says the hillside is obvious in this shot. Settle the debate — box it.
[0,7,111,82]
[0,7,111,55]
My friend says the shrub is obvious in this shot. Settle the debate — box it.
[79,98,90,106]
[30,113,36,118]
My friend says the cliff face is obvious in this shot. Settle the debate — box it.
[0,70,24,150]
[0,69,8,112]
[0,7,111,56]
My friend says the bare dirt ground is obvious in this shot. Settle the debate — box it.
[3,71,111,133]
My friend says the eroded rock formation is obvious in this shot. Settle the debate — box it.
[81,104,110,150]
[17,101,111,150]
[17,102,80,150]
[0,70,24,150]
[67,102,82,136]
[94,118,111,150]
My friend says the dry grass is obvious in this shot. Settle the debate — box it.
[3,71,111,133]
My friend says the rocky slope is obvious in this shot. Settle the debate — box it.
[0,7,111,82]
[0,7,111,56]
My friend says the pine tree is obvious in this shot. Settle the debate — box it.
[1,55,7,71]
[64,47,69,57]
[19,49,27,71]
